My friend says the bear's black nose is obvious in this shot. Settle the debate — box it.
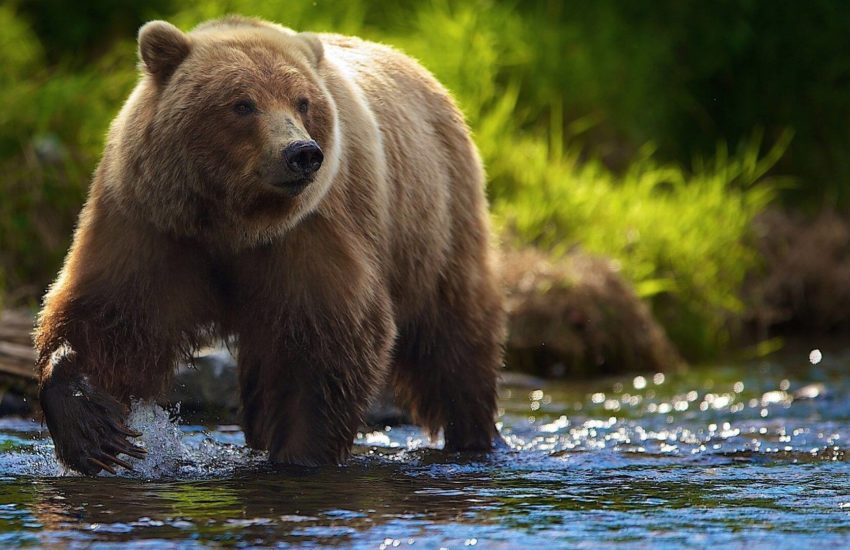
[283,140,324,176]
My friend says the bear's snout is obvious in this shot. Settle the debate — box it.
[283,140,324,177]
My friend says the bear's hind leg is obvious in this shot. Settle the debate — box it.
[392,265,505,452]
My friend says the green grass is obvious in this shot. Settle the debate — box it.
[0,0,789,358]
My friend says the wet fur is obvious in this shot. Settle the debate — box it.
[35,16,505,472]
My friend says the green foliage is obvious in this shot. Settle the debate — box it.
[0,0,797,358]
[507,1,850,207]
[0,5,138,296]
[16,0,173,64]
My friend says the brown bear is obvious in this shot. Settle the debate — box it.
[34,16,505,475]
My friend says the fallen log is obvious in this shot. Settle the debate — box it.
[0,310,36,380]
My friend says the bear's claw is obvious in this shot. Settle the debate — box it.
[108,438,147,459]
[110,422,143,438]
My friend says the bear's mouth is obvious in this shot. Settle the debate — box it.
[270,177,312,197]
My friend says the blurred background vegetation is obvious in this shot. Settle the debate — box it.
[1,0,848,362]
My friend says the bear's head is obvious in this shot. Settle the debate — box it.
[109,17,339,248]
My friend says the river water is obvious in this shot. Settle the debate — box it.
[2,347,850,547]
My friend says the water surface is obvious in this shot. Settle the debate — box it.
[2,348,850,547]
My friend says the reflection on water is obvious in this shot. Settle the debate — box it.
[3,348,850,546]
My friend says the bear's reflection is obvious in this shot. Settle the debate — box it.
[30,452,507,545]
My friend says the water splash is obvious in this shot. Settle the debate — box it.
[124,401,188,478]
[123,401,262,479]
[0,403,261,479]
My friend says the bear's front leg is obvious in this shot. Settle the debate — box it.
[238,301,395,466]
[34,203,217,476]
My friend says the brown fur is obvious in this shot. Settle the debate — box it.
[34,16,505,473]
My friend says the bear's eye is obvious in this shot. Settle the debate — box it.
[233,100,257,116]
[297,98,310,114]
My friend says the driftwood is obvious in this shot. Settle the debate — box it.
[0,310,36,380]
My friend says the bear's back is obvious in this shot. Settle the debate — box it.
[318,34,487,323]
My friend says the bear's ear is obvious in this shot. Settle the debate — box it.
[138,21,191,84]
[298,32,324,67]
